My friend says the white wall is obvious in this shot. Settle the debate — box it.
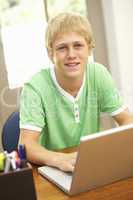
[102,0,133,112]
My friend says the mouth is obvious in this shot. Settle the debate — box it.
[65,62,80,69]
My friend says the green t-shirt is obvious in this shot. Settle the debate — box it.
[20,62,124,150]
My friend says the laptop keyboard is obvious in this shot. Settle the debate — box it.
[38,166,73,191]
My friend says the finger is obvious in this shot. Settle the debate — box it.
[70,158,76,166]
[65,164,74,172]
[60,162,75,172]
[70,165,74,172]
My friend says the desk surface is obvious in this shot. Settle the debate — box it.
[32,147,133,200]
[33,167,133,200]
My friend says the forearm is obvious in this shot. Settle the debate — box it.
[121,118,133,125]
[19,131,77,172]
[20,138,61,166]
[114,109,133,126]
[118,115,133,126]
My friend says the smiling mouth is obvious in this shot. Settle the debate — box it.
[64,63,80,73]
[65,62,80,67]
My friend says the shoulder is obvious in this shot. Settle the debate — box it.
[21,67,53,97]
[87,62,113,82]
[87,62,109,75]
[86,62,114,92]
[25,68,52,89]
[86,62,110,82]
[30,68,51,85]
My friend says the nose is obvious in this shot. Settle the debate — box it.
[67,47,76,59]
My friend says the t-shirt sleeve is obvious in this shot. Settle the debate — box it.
[20,83,45,131]
[97,64,125,115]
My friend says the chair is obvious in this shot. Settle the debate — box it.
[2,111,20,153]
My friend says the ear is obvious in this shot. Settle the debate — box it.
[47,49,54,63]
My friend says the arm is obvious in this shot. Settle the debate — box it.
[19,129,77,172]
[113,108,133,125]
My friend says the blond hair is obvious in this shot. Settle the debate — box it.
[45,12,95,53]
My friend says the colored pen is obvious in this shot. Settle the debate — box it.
[0,153,5,171]
[4,155,11,173]
[18,144,27,168]
[18,144,26,160]
[10,151,21,168]
[10,157,17,170]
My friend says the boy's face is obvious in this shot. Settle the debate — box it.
[51,32,90,81]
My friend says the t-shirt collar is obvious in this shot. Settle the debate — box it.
[50,66,85,103]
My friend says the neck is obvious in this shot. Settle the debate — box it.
[55,71,84,97]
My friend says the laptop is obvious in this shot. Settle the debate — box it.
[38,124,133,196]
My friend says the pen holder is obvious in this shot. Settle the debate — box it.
[0,163,37,200]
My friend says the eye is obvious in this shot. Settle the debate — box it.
[56,46,67,52]
[74,43,84,49]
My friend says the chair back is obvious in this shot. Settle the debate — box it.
[2,111,20,153]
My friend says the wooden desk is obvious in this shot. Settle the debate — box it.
[32,148,133,200]
[33,168,133,200]
[33,147,133,200]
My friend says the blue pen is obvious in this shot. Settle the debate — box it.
[18,144,27,168]
[18,144,26,160]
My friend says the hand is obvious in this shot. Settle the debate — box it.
[55,152,77,172]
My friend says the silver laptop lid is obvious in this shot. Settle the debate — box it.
[70,124,133,195]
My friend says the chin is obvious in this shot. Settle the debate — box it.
[65,71,82,79]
